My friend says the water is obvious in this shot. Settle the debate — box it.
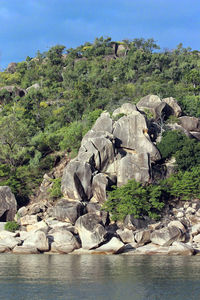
[0,254,200,300]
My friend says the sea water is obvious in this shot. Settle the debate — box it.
[0,254,200,300]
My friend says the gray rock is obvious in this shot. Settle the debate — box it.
[75,213,106,249]
[135,230,151,246]
[6,62,17,74]
[86,203,108,225]
[92,112,113,134]
[93,237,125,254]
[113,113,160,162]
[26,220,49,233]
[23,230,49,252]
[91,173,108,203]
[112,103,137,117]
[61,160,92,201]
[48,227,80,253]
[13,245,39,254]
[150,226,182,246]
[81,130,114,147]
[123,215,149,230]
[116,152,150,185]
[0,236,21,249]
[48,199,83,224]
[178,116,200,132]
[20,215,39,226]
[168,242,194,256]
[17,206,28,218]
[116,228,135,244]
[78,136,114,172]
[0,186,17,221]
[163,97,182,117]
[136,95,169,119]
[0,245,10,253]
[129,243,169,255]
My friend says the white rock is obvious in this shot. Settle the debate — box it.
[93,237,125,254]
[20,215,39,226]
[23,230,49,252]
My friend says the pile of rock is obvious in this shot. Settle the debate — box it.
[0,198,199,255]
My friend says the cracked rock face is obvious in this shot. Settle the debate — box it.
[61,106,161,202]
[0,186,17,221]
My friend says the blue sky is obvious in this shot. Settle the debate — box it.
[0,0,199,68]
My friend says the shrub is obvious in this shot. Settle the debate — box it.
[103,179,164,221]
[48,177,63,199]
[157,130,187,160]
[164,167,200,200]
[4,221,19,232]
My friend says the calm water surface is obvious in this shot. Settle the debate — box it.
[0,254,200,300]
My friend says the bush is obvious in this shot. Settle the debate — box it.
[163,167,200,200]
[48,177,63,199]
[103,179,164,221]
[157,130,187,160]
[4,221,19,232]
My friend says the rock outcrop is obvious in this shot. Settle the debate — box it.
[61,101,161,203]
[0,187,17,221]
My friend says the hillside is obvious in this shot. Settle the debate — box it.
[0,36,199,208]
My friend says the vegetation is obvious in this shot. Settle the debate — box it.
[0,36,199,213]
[103,179,164,221]
[48,177,63,200]
[4,221,19,232]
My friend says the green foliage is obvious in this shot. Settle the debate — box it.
[0,36,200,206]
[163,167,200,200]
[4,221,19,232]
[157,130,188,160]
[157,130,200,171]
[103,180,164,221]
[48,177,63,199]
[112,113,125,121]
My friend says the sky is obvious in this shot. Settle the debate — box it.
[0,0,200,69]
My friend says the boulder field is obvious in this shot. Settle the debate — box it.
[1,94,200,255]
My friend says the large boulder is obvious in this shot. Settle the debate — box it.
[162,97,182,117]
[136,95,169,120]
[150,226,182,246]
[91,173,109,203]
[0,186,17,221]
[78,136,115,172]
[113,113,160,162]
[116,152,150,185]
[92,112,113,134]
[0,236,21,249]
[135,229,151,246]
[13,245,39,254]
[61,160,92,201]
[112,103,137,117]
[75,213,106,249]
[47,199,83,224]
[48,227,80,253]
[93,237,125,254]
[178,116,200,132]
[6,62,17,74]
[116,228,135,244]
[23,230,49,252]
